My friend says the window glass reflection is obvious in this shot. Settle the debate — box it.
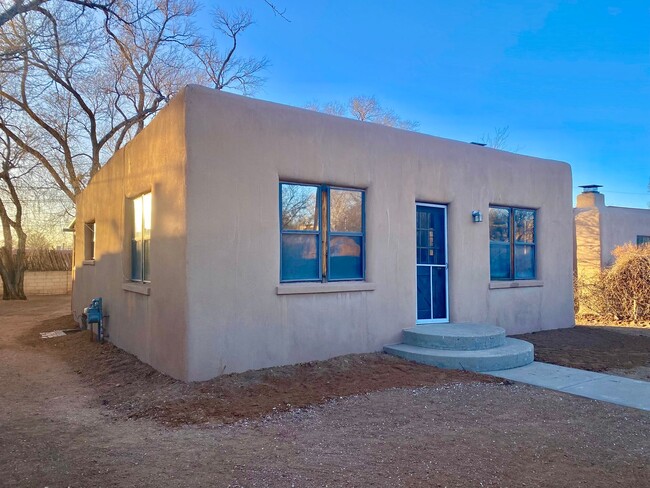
[281,184,319,231]
[330,189,362,233]
[134,196,143,240]
[515,245,535,279]
[489,207,510,242]
[143,192,152,239]
[514,209,535,243]
[490,243,511,279]
[281,234,319,281]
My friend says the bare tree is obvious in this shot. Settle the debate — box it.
[480,126,522,152]
[348,95,381,122]
[1,1,289,28]
[0,125,29,299]
[0,2,145,200]
[193,8,268,94]
[281,184,317,230]
[0,1,269,298]
[0,1,46,28]
[307,95,419,131]
[18,166,74,247]
[305,100,345,117]
[262,0,289,21]
[0,0,121,29]
[0,0,268,204]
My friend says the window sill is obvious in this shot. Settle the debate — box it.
[122,282,151,295]
[489,280,543,289]
[276,282,376,295]
[82,260,95,266]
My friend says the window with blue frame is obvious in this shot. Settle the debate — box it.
[131,192,151,282]
[280,182,365,282]
[638,235,650,246]
[489,206,536,280]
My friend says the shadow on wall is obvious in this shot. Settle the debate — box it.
[72,230,189,380]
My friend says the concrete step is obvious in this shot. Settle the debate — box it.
[403,323,506,350]
[384,338,534,372]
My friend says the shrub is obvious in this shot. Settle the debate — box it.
[576,243,650,322]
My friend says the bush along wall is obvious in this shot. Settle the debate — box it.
[576,244,650,323]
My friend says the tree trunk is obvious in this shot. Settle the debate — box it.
[0,247,26,300]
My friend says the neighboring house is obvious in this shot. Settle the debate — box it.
[574,185,650,279]
[72,85,575,381]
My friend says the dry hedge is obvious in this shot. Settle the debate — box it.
[576,244,650,322]
[24,249,72,271]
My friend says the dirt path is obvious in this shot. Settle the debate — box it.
[1,296,649,487]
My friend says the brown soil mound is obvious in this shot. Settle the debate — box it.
[516,325,650,372]
[24,314,497,426]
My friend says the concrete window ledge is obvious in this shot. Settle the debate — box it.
[489,280,544,289]
[122,282,151,295]
[277,282,376,295]
[82,260,95,266]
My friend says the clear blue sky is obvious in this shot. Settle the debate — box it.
[211,0,650,208]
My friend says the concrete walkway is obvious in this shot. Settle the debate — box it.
[486,362,650,412]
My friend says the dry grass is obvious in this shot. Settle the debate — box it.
[576,243,650,322]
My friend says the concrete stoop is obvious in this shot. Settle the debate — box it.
[383,323,534,372]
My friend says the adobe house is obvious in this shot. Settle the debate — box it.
[574,185,650,280]
[72,85,575,381]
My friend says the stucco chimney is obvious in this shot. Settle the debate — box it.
[576,185,605,208]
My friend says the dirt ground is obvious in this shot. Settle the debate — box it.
[516,325,650,380]
[18,313,498,427]
[1,296,649,487]
[576,314,650,328]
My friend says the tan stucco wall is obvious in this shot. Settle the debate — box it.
[183,86,575,381]
[72,90,189,380]
[600,206,650,266]
[575,196,650,276]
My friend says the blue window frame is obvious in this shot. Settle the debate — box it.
[489,206,536,280]
[280,182,365,282]
[638,235,650,246]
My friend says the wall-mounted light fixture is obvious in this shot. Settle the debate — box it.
[472,210,483,223]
